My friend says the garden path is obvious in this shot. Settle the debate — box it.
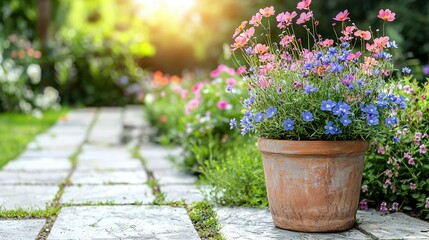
[0,107,428,239]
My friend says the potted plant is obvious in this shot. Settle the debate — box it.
[229,0,406,232]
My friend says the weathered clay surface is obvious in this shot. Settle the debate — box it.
[0,185,58,210]
[0,171,68,185]
[217,207,370,240]
[258,139,369,232]
[48,206,200,240]
[70,170,147,184]
[0,219,46,239]
[61,185,154,204]
[357,210,429,239]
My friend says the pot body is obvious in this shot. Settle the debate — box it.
[257,138,369,232]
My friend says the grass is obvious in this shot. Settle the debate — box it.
[0,109,67,169]
[187,201,224,240]
[0,207,60,219]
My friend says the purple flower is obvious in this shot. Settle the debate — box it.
[254,112,264,123]
[423,65,429,75]
[321,100,336,111]
[340,115,352,126]
[367,114,379,125]
[391,202,399,211]
[283,119,295,131]
[425,197,429,209]
[384,117,398,127]
[379,202,388,212]
[245,47,253,55]
[325,121,341,135]
[301,111,314,122]
[360,199,368,210]
[226,85,233,92]
[410,182,417,190]
[229,118,237,129]
[402,67,411,74]
[304,62,313,70]
[420,144,427,154]
[266,107,277,118]
[277,87,282,94]
[304,84,317,94]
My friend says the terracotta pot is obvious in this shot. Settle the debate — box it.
[257,138,369,232]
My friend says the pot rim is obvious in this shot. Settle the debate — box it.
[257,138,370,155]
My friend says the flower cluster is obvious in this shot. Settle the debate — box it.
[230,1,406,140]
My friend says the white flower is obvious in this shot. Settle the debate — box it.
[26,64,41,84]
[43,86,59,103]
[19,100,32,113]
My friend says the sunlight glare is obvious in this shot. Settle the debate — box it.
[134,0,196,20]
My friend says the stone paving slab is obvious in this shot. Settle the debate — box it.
[0,171,68,185]
[0,219,46,240]
[78,150,132,161]
[357,210,429,239]
[19,149,74,159]
[216,207,370,240]
[48,205,199,240]
[153,170,198,185]
[3,158,71,172]
[161,185,204,203]
[28,134,84,149]
[0,185,59,210]
[61,185,154,204]
[70,170,147,185]
[75,159,143,171]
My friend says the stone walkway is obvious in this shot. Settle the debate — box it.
[0,107,428,240]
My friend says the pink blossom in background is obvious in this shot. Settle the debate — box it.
[249,13,262,26]
[226,78,237,86]
[185,98,200,114]
[297,0,311,10]
[420,144,427,154]
[319,39,334,47]
[354,30,371,41]
[296,11,313,25]
[192,82,203,93]
[233,21,247,38]
[236,66,247,75]
[360,199,368,210]
[254,44,269,55]
[217,100,228,110]
[280,35,295,47]
[408,158,415,165]
[259,6,275,17]
[333,10,350,22]
[180,90,189,99]
[276,11,297,28]
[378,9,396,22]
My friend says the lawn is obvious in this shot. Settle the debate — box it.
[0,109,67,169]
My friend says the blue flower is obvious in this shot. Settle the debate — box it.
[365,89,372,96]
[333,102,351,116]
[402,67,411,74]
[283,119,295,131]
[266,107,277,118]
[226,85,233,92]
[392,137,400,143]
[356,79,365,86]
[367,114,379,125]
[384,117,398,127]
[243,95,255,108]
[340,115,352,126]
[330,62,344,73]
[387,41,398,48]
[341,42,350,48]
[325,121,341,135]
[304,84,317,94]
[304,62,313,70]
[362,104,379,115]
[301,111,314,122]
[321,100,336,111]
[316,51,323,59]
[245,47,253,55]
[229,118,237,129]
[254,112,264,123]
[328,47,337,55]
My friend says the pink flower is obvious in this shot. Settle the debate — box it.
[244,27,255,38]
[333,10,350,22]
[415,132,422,141]
[404,152,411,159]
[319,39,334,47]
[383,179,391,188]
[410,182,417,190]
[420,144,427,154]
[354,30,371,40]
[404,85,413,94]
[360,199,368,210]
[249,13,262,26]
[276,11,297,28]
[185,98,200,114]
[226,78,236,86]
[231,35,249,51]
[297,0,311,10]
[258,76,271,88]
[180,90,189,99]
[233,21,247,38]
[192,82,203,93]
[254,44,269,55]
[347,51,362,61]
[390,202,399,211]
[408,158,415,165]
[259,53,275,62]
[342,26,356,36]
[217,100,228,110]
[425,197,429,209]
[378,9,395,22]
[280,35,295,47]
[236,66,247,75]
[296,11,313,25]
[259,6,275,17]
[377,147,385,154]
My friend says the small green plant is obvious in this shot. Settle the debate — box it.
[0,207,60,219]
[187,201,224,240]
